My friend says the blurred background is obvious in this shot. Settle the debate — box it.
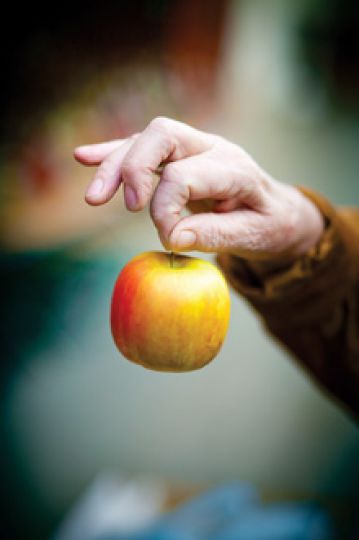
[1,0,359,538]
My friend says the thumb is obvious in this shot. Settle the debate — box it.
[168,211,257,254]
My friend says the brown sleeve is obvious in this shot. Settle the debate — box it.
[216,187,359,418]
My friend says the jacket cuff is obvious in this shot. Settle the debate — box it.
[216,187,352,329]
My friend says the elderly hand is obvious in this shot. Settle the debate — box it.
[75,117,324,264]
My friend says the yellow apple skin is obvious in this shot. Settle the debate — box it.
[110,251,230,372]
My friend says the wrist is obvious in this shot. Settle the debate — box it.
[289,185,325,258]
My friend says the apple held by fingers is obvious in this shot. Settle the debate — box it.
[111,251,230,372]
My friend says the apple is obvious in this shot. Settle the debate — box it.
[111,251,230,372]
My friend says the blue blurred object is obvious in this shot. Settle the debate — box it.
[144,483,259,540]
[93,483,334,540]
[216,502,334,540]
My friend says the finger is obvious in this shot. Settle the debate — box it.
[85,139,134,205]
[168,209,267,254]
[150,152,260,246]
[121,117,214,211]
[74,139,130,165]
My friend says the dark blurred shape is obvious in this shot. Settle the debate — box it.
[297,0,359,113]
[0,1,167,145]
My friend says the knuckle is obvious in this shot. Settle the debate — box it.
[203,231,219,250]
[212,134,226,147]
[204,229,224,251]
[122,159,153,201]
[149,116,171,132]
[197,217,222,250]
[233,217,268,254]
[121,159,137,182]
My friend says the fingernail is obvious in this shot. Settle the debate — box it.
[86,178,103,198]
[125,185,138,210]
[173,230,196,249]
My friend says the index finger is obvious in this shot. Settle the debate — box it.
[120,117,214,210]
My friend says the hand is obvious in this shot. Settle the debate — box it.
[74,117,324,264]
